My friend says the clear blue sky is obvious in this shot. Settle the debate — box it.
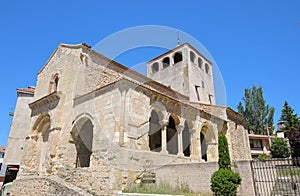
[0,1,299,146]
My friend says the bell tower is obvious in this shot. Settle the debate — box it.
[147,43,215,104]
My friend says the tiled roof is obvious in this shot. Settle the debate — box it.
[0,146,5,153]
[17,86,35,94]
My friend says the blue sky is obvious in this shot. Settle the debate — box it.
[0,1,299,146]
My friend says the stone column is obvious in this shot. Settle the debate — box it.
[176,124,184,157]
[160,120,168,154]
[191,120,202,161]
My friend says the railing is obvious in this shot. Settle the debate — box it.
[251,157,300,196]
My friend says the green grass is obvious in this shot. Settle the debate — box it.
[277,168,300,177]
[123,181,207,195]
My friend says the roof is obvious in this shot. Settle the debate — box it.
[17,86,35,95]
[0,146,5,153]
[248,134,277,140]
[147,42,213,65]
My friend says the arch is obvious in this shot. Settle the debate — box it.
[205,63,210,74]
[173,52,183,64]
[152,62,159,73]
[70,117,93,167]
[200,123,216,162]
[167,115,178,155]
[162,57,170,69]
[32,113,51,171]
[190,51,196,63]
[49,73,60,93]
[198,57,203,69]
[33,113,51,136]
[182,121,191,157]
[149,110,162,152]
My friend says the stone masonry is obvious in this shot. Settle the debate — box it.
[5,43,254,195]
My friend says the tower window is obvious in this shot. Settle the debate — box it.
[198,58,203,69]
[54,76,59,92]
[190,51,196,63]
[205,63,210,74]
[152,62,159,73]
[162,57,170,69]
[174,52,183,64]
[209,94,213,104]
[201,81,205,88]
[195,85,200,101]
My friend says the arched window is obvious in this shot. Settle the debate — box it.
[152,62,159,73]
[174,52,183,64]
[162,57,170,69]
[49,74,59,93]
[190,51,196,63]
[205,63,210,74]
[54,76,59,92]
[198,57,203,69]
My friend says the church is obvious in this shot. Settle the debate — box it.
[3,42,254,195]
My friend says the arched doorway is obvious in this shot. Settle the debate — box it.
[182,122,191,157]
[71,118,93,167]
[32,114,51,171]
[149,110,162,152]
[167,116,178,155]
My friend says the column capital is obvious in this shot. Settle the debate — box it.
[176,124,184,133]
[159,119,169,126]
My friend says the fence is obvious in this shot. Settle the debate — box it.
[251,157,300,196]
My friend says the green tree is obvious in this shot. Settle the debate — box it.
[211,134,241,195]
[218,134,231,169]
[238,86,275,135]
[270,138,290,158]
[279,101,300,131]
[279,101,300,157]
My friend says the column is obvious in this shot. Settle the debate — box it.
[176,124,184,157]
[160,120,168,154]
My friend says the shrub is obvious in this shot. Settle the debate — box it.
[210,169,241,196]
[270,138,290,158]
[258,154,270,161]
[218,134,231,169]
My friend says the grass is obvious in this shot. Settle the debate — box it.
[123,181,207,196]
[277,168,300,177]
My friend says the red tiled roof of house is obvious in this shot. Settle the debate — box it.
[0,146,5,153]
[17,86,35,94]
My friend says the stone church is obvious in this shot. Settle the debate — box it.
[4,42,254,195]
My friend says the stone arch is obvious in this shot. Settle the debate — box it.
[182,120,192,157]
[49,73,60,93]
[152,62,159,73]
[174,51,183,64]
[149,110,162,152]
[190,51,196,63]
[200,122,216,162]
[167,114,179,155]
[162,57,170,68]
[148,103,167,152]
[32,113,51,171]
[70,115,94,168]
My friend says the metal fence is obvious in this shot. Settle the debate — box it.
[251,157,300,196]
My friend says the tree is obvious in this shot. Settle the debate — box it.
[279,101,300,131]
[211,134,241,195]
[279,101,300,157]
[270,138,290,158]
[238,86,275,135]
[218,134,231,169]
